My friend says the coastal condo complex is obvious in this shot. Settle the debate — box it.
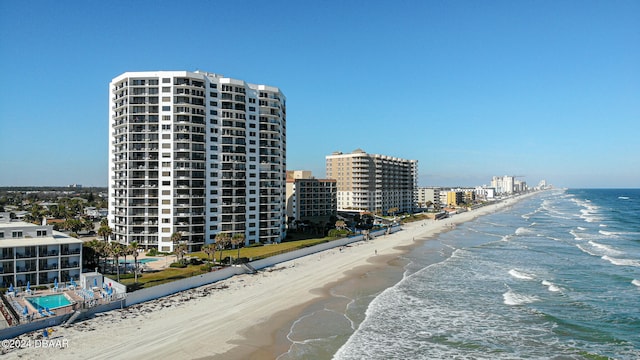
[109,71,286,252]
[325,149,418,215]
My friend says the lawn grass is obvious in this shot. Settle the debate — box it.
[190,237,333,262]
[117,235,341,290]
[118,265,208,289]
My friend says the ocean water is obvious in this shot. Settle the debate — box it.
[277,189,640,359]
[328,189,640,359]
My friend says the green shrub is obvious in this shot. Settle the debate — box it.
[169,262,187,268]
[328,229,349,238]
[146,248,158,256]
[200,263,213,272]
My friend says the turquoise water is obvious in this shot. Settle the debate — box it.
[28,294,72,310]
[118,258,158,264]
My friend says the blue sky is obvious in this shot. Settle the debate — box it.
[0,1,638,188]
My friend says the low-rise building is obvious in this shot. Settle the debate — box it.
[286,171,337,225]
[416,187,441,210]
[0,213,82,288]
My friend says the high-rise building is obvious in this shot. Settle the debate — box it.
[109,71,286,252]
[325,149,418,214]
[491,175,515,194]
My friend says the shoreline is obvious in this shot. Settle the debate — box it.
[3,194,537,359]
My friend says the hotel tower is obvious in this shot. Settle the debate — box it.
[109,71,286,252]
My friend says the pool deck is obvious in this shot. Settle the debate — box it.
[7,286,116,325]
[134,253,178,271]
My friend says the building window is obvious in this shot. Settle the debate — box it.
[162,209,170,214]
[162,106,170,111]
[162,87,170,92]
[37,230,47,237]
[12,231,23,238]
[162,78,171,83]
[0,232,3,238]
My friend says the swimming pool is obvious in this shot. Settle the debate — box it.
[118,258,158,264]
[27,294,72,310]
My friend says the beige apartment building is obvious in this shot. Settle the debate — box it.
[325,149,418,214]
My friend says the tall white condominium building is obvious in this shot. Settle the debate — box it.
[326,149,418,214]
[491,175,515,194]
[109,71,286,252]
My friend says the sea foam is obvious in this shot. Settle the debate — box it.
[509,269,535,280]
[602,255,640,267]
[588,241,623,256]
[541,280,561,292]
[503,290,538,306]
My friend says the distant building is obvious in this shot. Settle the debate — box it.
[285,171,337,225]
[491,175,529,194]
[0,213,82,288]
[326,149,418,214]
[84,207,108,218]
[491,175,515,194]
[416,187,441,209]
[442,190,464,207]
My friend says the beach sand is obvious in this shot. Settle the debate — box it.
[3,196,530,360]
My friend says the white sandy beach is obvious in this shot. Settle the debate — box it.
[4,196,529,360]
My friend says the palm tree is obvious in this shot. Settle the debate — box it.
[83,240,101,270]
[97,224,113,242]
[25,204,44,224]
[202,243,216,264]
[82,217,95,234]
[174,242,188,264]
[108,242,125,281]
[128,242,139,283]
[171,232,182,245]
[231,233,245,262]
[91,240,107,273]
[214,232,231,264]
